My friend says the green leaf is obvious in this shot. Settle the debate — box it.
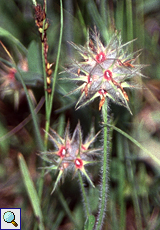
[106,124,160,166]
[0,119,9,154]
[0,57,13,67]
[51,170,63,194]
[81,168,95,188]
[27,41,43,74]
[84,215,96,230]
[0,27,27,54]
[18,153,45,230]
[16,71,43,86]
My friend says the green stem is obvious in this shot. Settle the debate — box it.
[42,38,49,148]
[44,0,63,147]
[31,0,37,7]
[126,0,133,50]
[38,0,63,215]
[44,0,47,14]
[115,0,124,33]
[0,97,44,142]
[49,0,63,114]
[3,40,42,151]
[100,0,107,26]
[106,124,160,166]
[36,0,49,207]
[117,134,126,230]
[125,140,143,230]
[95,100,109,230]
[78,171,90,218]
[38,0,63,200]
[16,69,44,152]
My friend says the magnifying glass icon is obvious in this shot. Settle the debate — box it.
[3,211,18,227]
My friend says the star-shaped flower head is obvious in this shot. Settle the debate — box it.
[40,121,101,193]
[0,43,36,109]
[64,29,144,112]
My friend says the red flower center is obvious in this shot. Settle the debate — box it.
[87,75,92,83]
[103,70,112,81]
[98,89,107,95]
[96,52,106,63]
[8,69,17,81]
[58,146,66,158]
[74,158,83,169]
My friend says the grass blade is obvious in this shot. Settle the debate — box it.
[18,153,45,230]
[0,27,27,55]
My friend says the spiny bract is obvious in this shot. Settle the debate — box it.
[40,122,101,193]
[64,29,144,112]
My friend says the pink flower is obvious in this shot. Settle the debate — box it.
[64,29,144,112]
[0,58,36,109]
[40,122,101,193]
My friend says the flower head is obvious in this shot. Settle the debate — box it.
[64,29,144,112]
[0,57,36,109]
[40,121,101,193]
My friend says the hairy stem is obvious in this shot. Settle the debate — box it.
[95,99,110,230]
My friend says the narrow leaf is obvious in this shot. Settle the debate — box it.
[18,153,45,230]
[0,27,27,54]
[84,215,96,230]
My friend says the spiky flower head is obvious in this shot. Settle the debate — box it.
[64,29,144,112]
[40,122,101,193]
[0,57,36,109]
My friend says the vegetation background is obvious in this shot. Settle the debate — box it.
[0,0,160,229]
